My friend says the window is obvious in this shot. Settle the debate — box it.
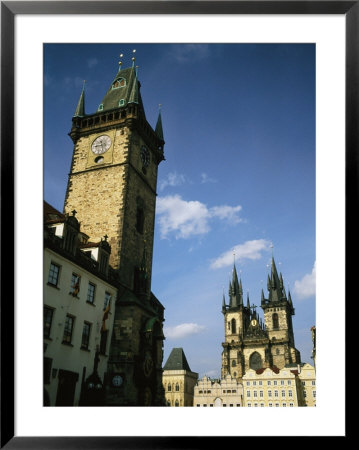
[254,403,258,407]
[232,360,236,367]
[289,403,294,407]
[288,390,293,397]
[282,403,286,407]
[268,390,272,398]
[249,352,262,370]
[281,380,284,385]
[69,273,80,297]
[168,384,171,392]
[63,315,74,344]
[288,380,292,385]
[274,390,279,398]
[253,381,257,386]
[312,381,316,386]
[222,404,227,407]
[281,390,286,397]
[44,306,54,338]
[303,391,307,398]
[267,380,271,385]
[230,404,234,407]
[313,391,316,398]
[100,330,108,354]
[175,400,179,407]
[112,78,126,89]
[98,103,104,111]
[302,381,306,386]
[268,403,273,407]
[275,403,279,407]
[231,318,236,334]
[48,262,60,286]
[246,391,250,397]
[253,391,257,398]
[175,383,179,392]
[104,292,111,311]
[276,348,280,355]
[260,403,264,407]
[259,381,262,386]
[119,99,125,106]
[87,283,96,304]
[260,391,264,398]
[81,322,91,349]
[246,403,251,407]
[203,404,207,407]
[272,313,279,329]
[246,381,250,386]
[273,380,277,386]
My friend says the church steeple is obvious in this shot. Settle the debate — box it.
[228,263,243,308]
[73,81,85,117]
[267,257,286,303]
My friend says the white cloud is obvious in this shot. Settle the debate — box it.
[293,262,316,300]
[201,173,217,184]
[210,239,272,269]
[210,205,242,223]
[164,323,206,339]
[159,172,187,191]
[156,195,242,239]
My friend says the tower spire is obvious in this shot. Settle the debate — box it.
[73,80,86,117]
[155,104,164,141]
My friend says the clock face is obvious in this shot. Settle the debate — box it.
[140,146,150,167]
[251,319,258,327]
[112,375,123,387]
[91,135,111,155]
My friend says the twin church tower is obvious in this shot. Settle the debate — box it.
[221,258,301,380]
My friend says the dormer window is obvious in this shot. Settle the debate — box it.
[112,78,126,89]
[119,99,125,107]
[98,104,104,111]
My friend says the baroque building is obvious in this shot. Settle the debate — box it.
[58,56,165,406]
[162,348,198,406]
[221,257,301,381]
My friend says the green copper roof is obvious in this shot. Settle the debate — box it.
[98,66,144,113]
[163,348,192,372]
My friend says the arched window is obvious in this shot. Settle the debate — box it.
[249,352,263,370]
[112,78,126,89]
[231,318,236,334]
[175,383,180,392]
[232,360,236,367]
[175,400,179,407]
[272,313,279,329]
[168,384,171,392]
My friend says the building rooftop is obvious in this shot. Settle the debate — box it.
[163,348,192,372]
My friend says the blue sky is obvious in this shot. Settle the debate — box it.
[44,43,316,378]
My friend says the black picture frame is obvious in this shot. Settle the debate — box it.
[1,1,353,447]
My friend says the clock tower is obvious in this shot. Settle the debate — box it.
[64,57,166,405]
